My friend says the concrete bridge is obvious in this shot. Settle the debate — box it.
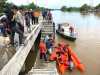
[0,15,58,75]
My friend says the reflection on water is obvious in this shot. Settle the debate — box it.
[52,11,100,75]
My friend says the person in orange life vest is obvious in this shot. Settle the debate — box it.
[68,54,74,71]
[59,41,65,50]
[65,44,74,71]
[58,43,63,51]
[61,52,68,64]
[56,52,68,75]
[57,43,65,53]
[49,47,60,61]
[49,51,57,61]
[69,26,74,36]
[54,47,60,53]
[39,40,47,61]
[56,52,62,73]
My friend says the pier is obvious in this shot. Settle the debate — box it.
[0,15,58,75]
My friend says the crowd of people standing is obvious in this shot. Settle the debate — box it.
[0,5,40,46]
[42,9,52,23]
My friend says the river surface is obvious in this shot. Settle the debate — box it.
[51,11,100,75]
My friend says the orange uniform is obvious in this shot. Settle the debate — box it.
[57,54,68,75]
[34,11,40,17]
[39,42,46,53]
[67,47,85,72]
[49,51,57,61]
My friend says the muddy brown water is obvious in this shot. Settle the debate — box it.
[52,11,100,75]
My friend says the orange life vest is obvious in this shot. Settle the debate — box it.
[39,42,46,53]
[34,11,40,17]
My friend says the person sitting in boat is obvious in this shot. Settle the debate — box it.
[69,26,74,36]
[58,24,61,31]
[68,54,74,71]
[61,28,64,32]
[66,44,74,71]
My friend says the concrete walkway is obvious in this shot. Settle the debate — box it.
[27,52,59,75]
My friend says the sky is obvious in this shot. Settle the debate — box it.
[7,0,100,9]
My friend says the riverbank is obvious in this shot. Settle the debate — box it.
[52,10,100,75]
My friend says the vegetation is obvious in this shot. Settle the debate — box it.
[1,0,100,13]
[61,4,95,12]
[61,6,80,12]
[67,7,80,12]
[19,3,37,10]
[61,6,67,11]
[0,0,7,13]
[80,4,92,11]
[95,4,100,9]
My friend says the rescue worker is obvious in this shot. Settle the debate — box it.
[57,43,64,53]
[39,40,47,61]
[65,44,74,71]
[56,52,68,75]
[49,48,57,61]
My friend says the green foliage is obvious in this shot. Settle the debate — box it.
[67,7,80,12]
[95,4,100,9]
[0,0,7,13]
[61,4,93,12]
[61,6,80,12]
[19,3,36,10]
[61,6,67,11]
[80,4,92,11]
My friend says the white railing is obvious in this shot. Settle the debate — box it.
[0,22,42,75]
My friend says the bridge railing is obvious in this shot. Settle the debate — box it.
[0,21,42,75]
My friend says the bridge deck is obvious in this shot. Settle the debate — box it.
[27,52,59,75]
[27,21,58,75]
[0,22,42,75]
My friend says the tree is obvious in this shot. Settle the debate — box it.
[67,7,72,11]
[19,3,36,10]
[95,4,100,9]
[80,4,92,11]
[0,0,7,13]
[61,6,67,11]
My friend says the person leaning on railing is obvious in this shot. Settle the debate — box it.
[10,6,25,46]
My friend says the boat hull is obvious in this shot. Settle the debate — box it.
[56,30,76,41]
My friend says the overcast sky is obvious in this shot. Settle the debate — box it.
[7,0,100,8]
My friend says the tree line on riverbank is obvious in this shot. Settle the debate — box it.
[61,4,100,12]
[0,0,46,15]
[1,0,100,14]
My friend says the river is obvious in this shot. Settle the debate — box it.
[51,11,100,75]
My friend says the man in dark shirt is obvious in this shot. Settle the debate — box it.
[5,5,24,46]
